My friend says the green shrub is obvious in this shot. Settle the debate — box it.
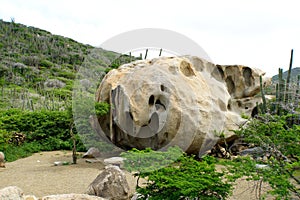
[233,114,300,199]
[40,59,54,68]
[0,129,12,151]
[121,147,233,200]
[0,109,81,154]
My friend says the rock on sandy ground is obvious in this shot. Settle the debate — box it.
[0,151,137,198]
[0,151,273,199]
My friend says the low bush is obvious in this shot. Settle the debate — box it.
[121,147,234,200]
[0,101,110,161]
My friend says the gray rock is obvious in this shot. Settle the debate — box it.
[0,186,24,200]
[103,157,125,168]
[255,164,270,169]
[131,193,146,200]
[83,147,101,158]
[41,194,107,200]
[240,147,264,157]
[44,79,66,88]
[86,165,129,200]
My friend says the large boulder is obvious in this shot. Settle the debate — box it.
[0,151,5,168]
[86,165,129,200]
[95,56,270,155]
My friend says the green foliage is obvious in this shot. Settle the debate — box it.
[95,102,110,117]
[39,59,54,68]
[0,129,12,151]
[236,114,300,158]
[0,108,85,160]
[0,19,127,111]
[121,146,183,174]
[233,114,300,199]
[72,96,112,152]
[3,142,42,162]
[221,156,298,200]
[122,147,234,200]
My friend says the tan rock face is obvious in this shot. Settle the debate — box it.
[96,56,269,155]
[0,151,5,168]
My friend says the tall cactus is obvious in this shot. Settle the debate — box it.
[284,49,293,104]
[294,75,300,108]
[259,76,267,114]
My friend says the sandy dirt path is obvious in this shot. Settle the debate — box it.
[0,151,137,198]
[0,151,276,199]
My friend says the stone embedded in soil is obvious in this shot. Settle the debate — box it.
[86,165,129,200]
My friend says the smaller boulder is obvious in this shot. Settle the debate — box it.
[41,194,107,200]
[86,165,129,200]
[44,79,66,88]
[0,186,23,199]
[83,147,101,158]
[104,157,125,168]
[24,195,38,200]
[240,147,264,158]
[0,151,5,168]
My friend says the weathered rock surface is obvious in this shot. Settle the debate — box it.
[0,151,5,167]
[95,56,270,155]
[0,186,24,199]
[41,194,107,200]
[103,157,125,168]
[86,165,129,200]
[0,186,107,200]
[83,147,102,158]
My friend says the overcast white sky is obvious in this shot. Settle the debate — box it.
[1,0,300,76]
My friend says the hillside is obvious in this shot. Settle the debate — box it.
[272,67,300,82]
[0,19,133,110]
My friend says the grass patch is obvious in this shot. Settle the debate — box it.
[2,142,42,162]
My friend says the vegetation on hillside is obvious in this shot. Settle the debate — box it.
[0,19,135,110]
[0,19,133,160]
[0,20,299,199]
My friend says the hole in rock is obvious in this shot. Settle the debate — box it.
[149,95,155,106]
[129,112,133,120]
[237,101,242,107]
[251,106,258,117]
[180,60,195,77]
[164,132,169,139]
[160,85,165,91]
[225,76,235,95]
[227,104,231,110]
[243,67,253,87]
[155,99,166,110]
[212,65,225,81]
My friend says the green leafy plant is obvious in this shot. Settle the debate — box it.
[233,114,300,199]
[121,147,235,200]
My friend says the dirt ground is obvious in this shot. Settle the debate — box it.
[0,151,274,199]
[0,151,138,198]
